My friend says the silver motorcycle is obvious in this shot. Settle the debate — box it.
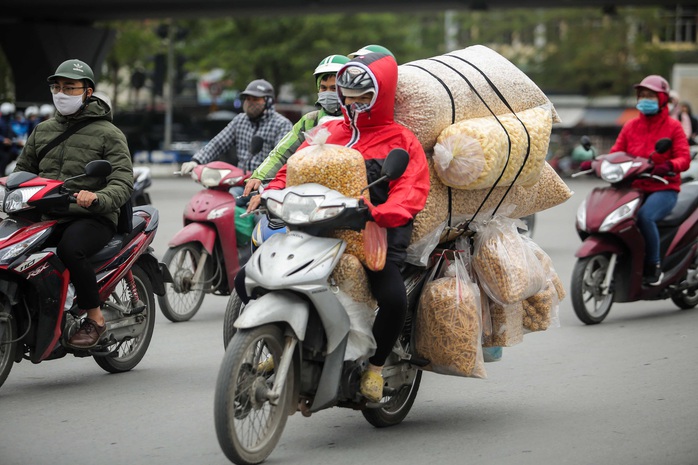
[214,150,430,465]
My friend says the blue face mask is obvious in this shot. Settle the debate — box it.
[636,98,659,115]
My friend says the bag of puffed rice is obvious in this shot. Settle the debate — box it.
[470,214,547,306]
[286,127,370,263]
[415,249,486,379]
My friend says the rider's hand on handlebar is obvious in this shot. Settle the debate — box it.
[651,162,672,177]
[246,194,262,213]
[243,178,262,197]
[74,190,98,208]
[579,160,592,171]
[180,161,198,175]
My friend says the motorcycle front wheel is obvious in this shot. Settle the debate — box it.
[214,325,293,465]
[362,369,422,428]
[571,255,615,324]
[0,299,17,389]
[158,243,208,322]
[223,290,245,349]
[94,264,156,373]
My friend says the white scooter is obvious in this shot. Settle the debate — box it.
[214,149,430,465]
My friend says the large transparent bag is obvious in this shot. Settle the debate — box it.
[415,249,486,379]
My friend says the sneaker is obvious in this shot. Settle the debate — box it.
[643,263,663,287]
[360,369,384,402]
[67,318,107,348]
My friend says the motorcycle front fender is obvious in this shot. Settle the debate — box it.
[235,291,309,342]
[168,222,216,254]
[574,234,626,259]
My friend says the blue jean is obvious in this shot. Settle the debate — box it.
[636,190,678,265]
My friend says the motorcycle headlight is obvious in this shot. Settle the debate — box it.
[576,199,587,231]
[4,186,42,213]
[200,168,230,187]
[600,160,633,183]
[268,193,326,225]
[600,198,640,232]
[310,205,345,221]
[0,227,51,265]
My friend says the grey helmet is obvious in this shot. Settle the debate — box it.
[336,65,375,97]
[240,79,274,99]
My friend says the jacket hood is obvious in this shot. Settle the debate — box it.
[337,53,397,129]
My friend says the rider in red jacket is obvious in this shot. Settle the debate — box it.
[266,53,430,401]
[610,75,690,285]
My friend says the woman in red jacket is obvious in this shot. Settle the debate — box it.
[243,53,430,402]
[608,75,690,285]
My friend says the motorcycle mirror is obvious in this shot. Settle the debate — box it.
[250,136,264,155]
[655,138,673,154]
[580,135,592,152]
[85,160,113,177]
[381,148,409,180]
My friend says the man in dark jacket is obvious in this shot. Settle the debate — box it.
[15,58,133,348]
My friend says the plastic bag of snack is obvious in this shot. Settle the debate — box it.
[363,221,387,271]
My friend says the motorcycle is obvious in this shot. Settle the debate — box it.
[214,149,436,465]
[157,160,252,322]
[570,138,698,324]
[0,160,170,389]
[131,166,152,206]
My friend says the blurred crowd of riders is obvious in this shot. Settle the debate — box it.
[0,102,56,175]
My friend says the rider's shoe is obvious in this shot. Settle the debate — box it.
[67,318,107,348]
[360,369,384,402]
[643,263,663,287]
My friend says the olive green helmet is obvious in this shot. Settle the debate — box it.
[348,44,395,59]
[47,59,96,89]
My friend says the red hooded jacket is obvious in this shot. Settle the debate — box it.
[267,54,430,261]
[610,104,690,193]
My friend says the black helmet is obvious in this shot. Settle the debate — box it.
[336,65,375,97]
[48,59,96,89]
[240,79,274,99]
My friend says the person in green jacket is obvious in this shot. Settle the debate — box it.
[14,58,133,349]
[242,54,350,200]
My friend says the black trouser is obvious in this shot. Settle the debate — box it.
[51,218,115,310]
[234,260,407,366]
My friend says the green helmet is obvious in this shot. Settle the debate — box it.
[348,44,395,59]
[47,59,96,89]
[313,55,350,78]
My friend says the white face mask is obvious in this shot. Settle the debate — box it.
[52,91,86,116]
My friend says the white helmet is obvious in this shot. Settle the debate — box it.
[1,102,16,115]
[313,55,350,78]
[24,105,40,117]
[39,104,55,117]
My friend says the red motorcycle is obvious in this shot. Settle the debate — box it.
[0,160,170,389]
[158,161,252,322]
[570,138,698,324]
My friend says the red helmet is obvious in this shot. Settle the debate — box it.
[633,75,670,95]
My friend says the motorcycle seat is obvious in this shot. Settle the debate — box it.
[89,215,147,264]
[658,182,698,227]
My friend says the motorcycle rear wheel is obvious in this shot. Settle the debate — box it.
[362,369,422,428]
[571,255,614,324]
[0,300,17,389]
[94,265,156,373]
[223,290,245,349]
[214,325,293,465]
[158,243,208,322]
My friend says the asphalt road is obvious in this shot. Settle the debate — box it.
[1,171,696,465]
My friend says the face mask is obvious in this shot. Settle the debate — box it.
[243,100,265,120]
[317,91,340,114]
[52,91,86,116]
[636,98,659,116]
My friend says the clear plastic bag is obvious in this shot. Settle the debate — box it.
[415,250,487,379]
[336,290,377,361]
[433,134,487,189]
[471,214,547,306]
[406,219,447,267]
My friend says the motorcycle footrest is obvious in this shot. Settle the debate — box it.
[403,355,430,367]
[123,304,146,315]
